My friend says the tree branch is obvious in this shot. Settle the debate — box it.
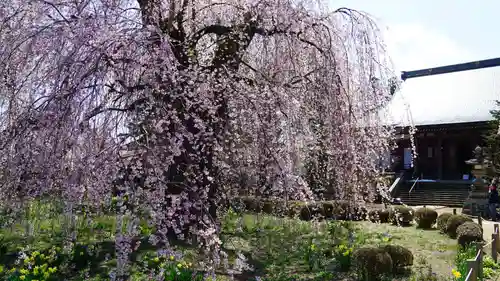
[190,22,325,59]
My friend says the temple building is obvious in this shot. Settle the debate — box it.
[392,121,491,181]
[383,58,500,206]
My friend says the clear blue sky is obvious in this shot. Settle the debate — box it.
[329,0,500,125]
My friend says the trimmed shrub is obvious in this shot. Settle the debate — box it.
[299,202,322,221]
[322,200,368,221]
[262,200,274,214]
[368,209,390,223]
[352,247,393,281]
[229,197,247,213]
[414,207,438,229]
[326,200,349,220]
[389,206,414,226]
[437,213,453,233]
[286,201,303,218]
[233,196,369,221]
[272,199,288,217]
[381,245,413,272]
[240,197,254,211]
[352,206,369,221]
[322,202,335,218]
[333,201,368,221]
[456,222,483,247]
[242,197,263,213]
[446,214,473,238]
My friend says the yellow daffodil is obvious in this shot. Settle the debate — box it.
[19,275,26,280]
[153,257,160,262]
[452,269,461,278]
[169,255,175,261]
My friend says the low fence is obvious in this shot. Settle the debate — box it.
[463,223,499,281]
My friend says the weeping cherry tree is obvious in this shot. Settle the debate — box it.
[0,0,395,278]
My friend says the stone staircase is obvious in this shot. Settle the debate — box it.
[394,181,471,207]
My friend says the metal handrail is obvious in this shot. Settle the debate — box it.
[474,248,482,260]
[408,177,419,193]
[388,171,405,195]
[465,268,473,281]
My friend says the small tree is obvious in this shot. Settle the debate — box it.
[484,101,500,175]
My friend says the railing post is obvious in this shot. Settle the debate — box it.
[478,215,482,227]
[453,208,457,215]
[467,259,477,281]
[476,243,483,279]
[492,231,498,263]
[495,224,500,254]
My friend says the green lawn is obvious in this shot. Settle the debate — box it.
[0,201,462,280]
[219,213,459,280]
[355,221,457,277]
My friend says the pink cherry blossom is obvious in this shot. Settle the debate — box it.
[0,0,397,279]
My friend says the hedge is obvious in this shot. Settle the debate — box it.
[231,196,370,221]
[231,197,438,228]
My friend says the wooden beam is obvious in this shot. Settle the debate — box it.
[401,57,500,81]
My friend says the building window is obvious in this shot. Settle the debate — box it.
[427,147,433,158]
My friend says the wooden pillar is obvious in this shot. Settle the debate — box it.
[437,134,443,180]
[467,258,478,281]
[476,243,483,279]
[491,224,498,262]
[496,224,500,253]
[448,143,456,179]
